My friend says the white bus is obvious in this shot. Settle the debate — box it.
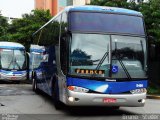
[0,42,28,83]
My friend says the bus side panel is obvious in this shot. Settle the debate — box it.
[54,45,67,103]
[38,46,57,96]
[47,45,57,96]
[30,45,56,96]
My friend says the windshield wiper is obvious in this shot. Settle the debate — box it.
[8,57,21,70]
[114,43,132,80]
[90,51,109,78]
[14,57,21,69]
[95,44,110,70]
[95,51,109,70]
[7,57,14,69]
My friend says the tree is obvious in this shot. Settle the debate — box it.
[7,9,52,49]
[90,0,129,8]
[139,0,160,43]
[0,12,9,41]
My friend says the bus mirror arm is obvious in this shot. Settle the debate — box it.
[65,27,68,32]
[53,60,56,65]
[148,35,156,60]
[148,35,155,42]
[149,44,156,61]
[27,52,30,57]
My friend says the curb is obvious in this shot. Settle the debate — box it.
[147,95,160,99]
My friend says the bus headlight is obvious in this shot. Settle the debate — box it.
[67,86,89,93]
[68,97,74,102]
[130,88,147,94]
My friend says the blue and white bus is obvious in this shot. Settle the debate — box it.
[31,6,148,108]
[0,42,27,82]
[29,45,46,83]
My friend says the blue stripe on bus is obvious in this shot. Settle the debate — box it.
[67,77,147,94]
[0,46,24,50]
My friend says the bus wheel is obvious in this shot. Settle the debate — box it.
[111,106,120,110]
[32,78,38,93]
[13,81,20,84]
[53,81,64,110]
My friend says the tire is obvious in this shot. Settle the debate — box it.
[52,79,64,110]
[32,77,39,93]
[111,106,120,110]
[13,81,20,84]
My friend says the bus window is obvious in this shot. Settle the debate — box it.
[70,12,145,35]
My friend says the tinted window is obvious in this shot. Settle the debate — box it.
[60,12,68,74]
[70,12,145,35]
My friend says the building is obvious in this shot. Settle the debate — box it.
[35,0,57,16]
[127,0,148,4]
[35,0,91,16]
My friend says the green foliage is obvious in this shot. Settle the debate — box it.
[139,0,160,43]
[1,9,52,50]
[0,13,9,41]
[91,0,129,8]
[147,82,160,94]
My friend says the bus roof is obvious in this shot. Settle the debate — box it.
[33,5,143,36]
[65,5,142,16]
[0,42,25,50]
[30,45,45,53]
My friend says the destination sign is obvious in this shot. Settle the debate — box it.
[75,69,105,75]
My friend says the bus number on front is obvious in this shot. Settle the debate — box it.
[136,84,143,88]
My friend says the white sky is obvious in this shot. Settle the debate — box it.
[0,0,34,18]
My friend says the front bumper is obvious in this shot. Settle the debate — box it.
[66,90,146,107]
[0,74,26,81]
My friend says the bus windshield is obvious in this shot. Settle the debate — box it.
[111,35,147,79]
[69,33,147,79]
[70,12,145,35]
[31,52,43,69]
[0,49,26,70]
[69,33,111,77]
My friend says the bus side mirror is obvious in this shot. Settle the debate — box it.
[27,52,30,57]
[149,44,156,60]
[26,52,30,80]
[28,36,33,44]
[42,54,49,63]
[26,52,30,67]
[148,36,156,60]
[148,36,155,42]
[65,27,68,32]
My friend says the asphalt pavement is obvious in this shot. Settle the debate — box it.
[0,83,160,120]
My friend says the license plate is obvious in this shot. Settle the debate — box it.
[103,98,116,103]
[11,77,16,80]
